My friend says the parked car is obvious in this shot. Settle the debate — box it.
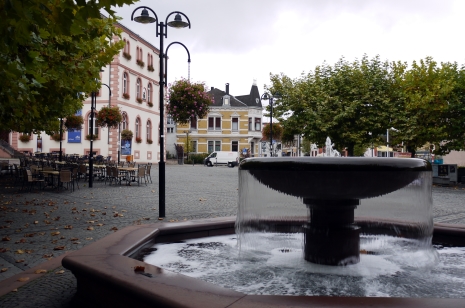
[204,151,239,167]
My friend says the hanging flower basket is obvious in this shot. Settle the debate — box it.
[96,106,122,129]
[19,134,31,142]
[85,134,98,141]
[166,79,214,124]
[51,133,62,141]
[64,114,84,131]
[121,129,133,141]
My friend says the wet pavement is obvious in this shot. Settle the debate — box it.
[0,163,464,307]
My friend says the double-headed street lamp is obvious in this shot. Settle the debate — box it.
[132,6,191,218]
[260,92,281,157]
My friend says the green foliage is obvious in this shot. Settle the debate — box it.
[64,114,84,131]
[166,79,214,124]
[267,55,465,156]
[187,153,209,164]
[0,0,136,133]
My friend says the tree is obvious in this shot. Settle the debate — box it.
[268,55,396,156]
[0,0,136,133]
[395,58,465,156]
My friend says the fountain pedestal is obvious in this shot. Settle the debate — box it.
[304,199,360,265]
[241,157,430,266]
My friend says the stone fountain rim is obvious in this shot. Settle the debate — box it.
[62,217,465,308]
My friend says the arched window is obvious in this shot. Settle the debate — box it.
[147,53,151,66]
[135,118,140,139]
[147,84,152,103]
[136,79,141,99]
[88,113,98,136]
[122,112,128,130]
[147,120,152,141]
[123,73,128,94]
[139,48,143,62]
[136,47,139,60]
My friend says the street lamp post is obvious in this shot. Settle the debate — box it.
[89,83,111,188]
[368,132,373,157]
[59,118,63,162]
[132,6,191,218]
[260,92,280,157]
[386,127,398,158]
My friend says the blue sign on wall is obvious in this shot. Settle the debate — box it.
[121,140,132,155]
[67,110,82,143]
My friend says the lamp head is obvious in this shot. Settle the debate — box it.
[261,93,270,101]
[168,13,189,28]
[134,8,156,24]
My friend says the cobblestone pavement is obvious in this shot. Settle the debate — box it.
[0,164,464,307]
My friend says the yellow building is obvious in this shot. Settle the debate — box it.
[176,82,263,156]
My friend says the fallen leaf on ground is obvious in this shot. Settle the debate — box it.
[134,266,145,272]
[2,236,10,241]
[1,268,7,272]
[55,270,65,274]
[42,254,53,258]
[53,246,65,250]
[111,227,118,231]
[15,239,27,244]
[87,226,94,231]
[51,231,60,236]
[64,225,73,229]
[143,217,150,220]
[158,218,163,220]
[16,259,25,263]
[17,277,29,282]
[15,249,25,254]
[70,238,79,241]
[0,248,10,253]
[34,269,47,274]
[33,221,38,224]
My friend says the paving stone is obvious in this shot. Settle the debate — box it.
[0,164,464,307]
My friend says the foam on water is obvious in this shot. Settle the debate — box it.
[144,233,465,297]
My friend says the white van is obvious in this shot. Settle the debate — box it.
[204,151,239,167]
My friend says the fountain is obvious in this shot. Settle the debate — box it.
[62,157,465,307]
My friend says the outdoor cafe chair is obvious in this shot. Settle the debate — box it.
[145,164,152,183]
[59,170,73,192]
[135,166,147,186]
[22,169,45,191]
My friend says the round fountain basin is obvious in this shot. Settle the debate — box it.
[240,157,431,201]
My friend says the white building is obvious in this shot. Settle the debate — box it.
[6,22,163,163]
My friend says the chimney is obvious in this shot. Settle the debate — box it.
[226,83,229,95]
[211,87,214,91]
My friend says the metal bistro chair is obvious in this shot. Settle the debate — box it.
[22,169,45,191]
[132,166,147,186]
[59,170,73,192]
[145,164,152,183]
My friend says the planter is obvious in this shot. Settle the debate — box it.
[148,102,153,107]
[167,79,213,124]
[147,139,153,144]
[64,114,84,131]
[123,52,131,60]
[136,98,143,104]
[123,93,130,99]
[147,65,154,72]
[19,135,31,142]
[51,133,62,141]
[121,129,133,141]
[96,106,122,129]
[86,134,98,141]
[136,60,145,68]
[135,137,142,144]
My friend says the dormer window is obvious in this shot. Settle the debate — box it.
[223,96,230,106]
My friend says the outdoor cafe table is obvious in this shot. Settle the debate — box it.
[40,170,60,188]
[117,167,138,185]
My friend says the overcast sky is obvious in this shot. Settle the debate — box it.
[114,0,465,101]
